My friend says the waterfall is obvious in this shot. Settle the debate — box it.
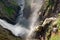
[0,0,29,38]
[16,0,25,24]
[0,0,44,39]
[26,0,44,40]
[16,0,29,28]
[29,0,43,29]
[0,19,29,37]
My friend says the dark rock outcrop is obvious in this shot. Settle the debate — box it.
[0,0,20,24]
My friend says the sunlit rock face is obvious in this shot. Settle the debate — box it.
[26,17,57,40]
[0,0,32,25]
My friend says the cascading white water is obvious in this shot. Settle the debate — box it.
[16,0,25,24]
[0,0,29,38]
[0,0,44,40]
[0,19,29,37]
[29,0,43,30]
[27,0,44,38]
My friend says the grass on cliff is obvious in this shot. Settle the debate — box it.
[50,33,60,40]
[0,0,17,17]
[50,14,60,40]
[4,7,15,17]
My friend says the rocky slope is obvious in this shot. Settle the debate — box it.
[27,0,60,40]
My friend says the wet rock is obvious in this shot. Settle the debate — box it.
[27,17,57,40]
[0,25,22,40]
[42,17,56,27]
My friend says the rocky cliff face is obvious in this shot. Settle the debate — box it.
[0,0,22,40]
[0,0,31,40]
[0,0,20,24]
[0,0,60,40]
[27,0,60,40]
[39,0,60,21]
[0,0,60,24]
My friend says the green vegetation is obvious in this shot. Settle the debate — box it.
[4,7,15,17]
[10,0,18,6]
[50,14,60,40]
[0,0,18,17]
[50,34,60,40]
[57,18,60,30]
[45,0,54,6]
